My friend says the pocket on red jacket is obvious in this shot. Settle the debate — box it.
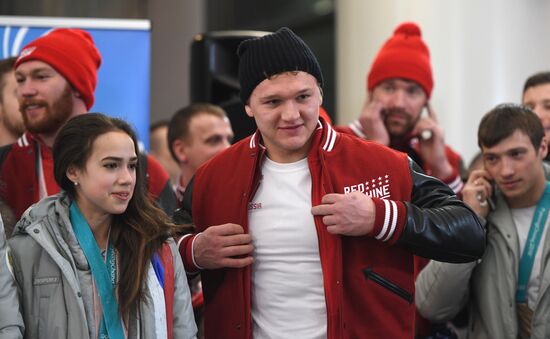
[363,267,413,304]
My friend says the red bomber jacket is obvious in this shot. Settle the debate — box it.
[178,119,484,339]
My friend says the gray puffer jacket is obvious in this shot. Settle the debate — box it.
[0,215,23,338]
[9,193,197,339]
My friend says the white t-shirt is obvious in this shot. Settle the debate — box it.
[511,206,550,309]
[248,157,327,339]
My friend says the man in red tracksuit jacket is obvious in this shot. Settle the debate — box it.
[0,28,176,221]
[336,22,464,195]
[177,27,485,339]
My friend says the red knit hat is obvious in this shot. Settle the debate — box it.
[15,28,102,110]
[367,22,433,98]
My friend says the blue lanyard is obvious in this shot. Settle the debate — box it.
[69,202,124,339]
[516,182,550,303]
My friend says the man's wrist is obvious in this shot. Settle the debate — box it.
[178,233,203,273]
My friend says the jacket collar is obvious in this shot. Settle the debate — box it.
[14,132,49,150]
[14,132,32,148]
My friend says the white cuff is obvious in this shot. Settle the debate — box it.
[191,232,205,270]
[447,175,464,194]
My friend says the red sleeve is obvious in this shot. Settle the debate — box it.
[440,146,465,194]
[445,146,464,173]
[368,197,407,244]
[177,234,201,273]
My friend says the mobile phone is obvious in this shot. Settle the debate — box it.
[487,182,496,210]
[478,180,496,211]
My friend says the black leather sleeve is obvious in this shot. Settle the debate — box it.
[395,158,486,263]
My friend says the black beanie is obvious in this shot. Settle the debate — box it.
[237,27,324,104]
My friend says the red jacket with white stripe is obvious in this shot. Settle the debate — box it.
[178,119,484,339]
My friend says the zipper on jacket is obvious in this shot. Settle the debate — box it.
[243,144,265,339]
[363,268,413,304]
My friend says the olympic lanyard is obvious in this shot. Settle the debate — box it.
[69,202,124,339]
[516,182,550,303]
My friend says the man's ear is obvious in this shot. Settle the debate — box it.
[72,88,82,99]
[172,139,188,164]
[367,91,373,101]
[244,105,254,118]
[539,136,548,159]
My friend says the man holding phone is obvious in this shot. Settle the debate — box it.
[338,22,464,194]
[337,22,467,337]
[416,104,550,339]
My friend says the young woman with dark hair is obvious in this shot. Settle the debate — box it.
[8,113,197,339]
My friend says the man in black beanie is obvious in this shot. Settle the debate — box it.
[178,27,485,339]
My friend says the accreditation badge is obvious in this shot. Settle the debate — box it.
[517,303,533,339]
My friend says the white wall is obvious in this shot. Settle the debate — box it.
[148,0,205,123]
[337,0,550,164]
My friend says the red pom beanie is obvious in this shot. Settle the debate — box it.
[367,22,433,98]
[15,28,102,110]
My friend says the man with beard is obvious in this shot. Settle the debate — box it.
[0,28,176,219]
[336,22,467,337]
[0,57,24,147]
[338,22,464,195]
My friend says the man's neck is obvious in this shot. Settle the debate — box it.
[179,166,195,190]
[390,136,424,167]
[38,131,59,148]
[40,110,86,148]
[389,135,411,150]
[0,124,19,147]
